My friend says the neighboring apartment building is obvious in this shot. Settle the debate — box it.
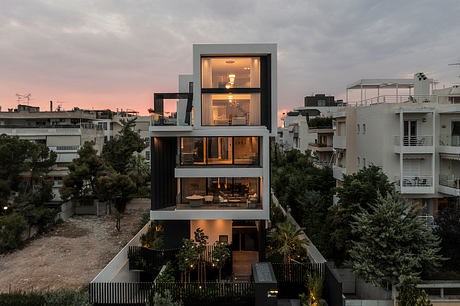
[277,94,341,166]
[0,104,104,201]
[149,44,277,275]
[332,73,460,215]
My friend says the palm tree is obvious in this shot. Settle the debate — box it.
[126,154,149,189]
[268,220,308,264]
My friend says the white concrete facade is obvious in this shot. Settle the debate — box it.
[332,81,460,215]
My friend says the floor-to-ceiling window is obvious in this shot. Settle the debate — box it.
[201,57,264,126]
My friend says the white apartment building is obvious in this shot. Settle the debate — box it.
[333,74,460,214]
[0,104,104,201]
[149,44,277,272]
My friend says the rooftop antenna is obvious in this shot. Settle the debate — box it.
[16,93,32,105]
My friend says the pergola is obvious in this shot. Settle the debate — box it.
[346,78,416,104]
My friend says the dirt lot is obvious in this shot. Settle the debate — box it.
[0,198,150,293]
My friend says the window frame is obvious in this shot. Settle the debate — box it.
[200,55,270,128]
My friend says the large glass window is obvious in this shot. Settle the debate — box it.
[180,137,260,166]
[202,93,261,126]
[201,57,260,89]
[234,137,259,165]
[178,177,261,209]
[207,137,232,165]
[180,138,205,165]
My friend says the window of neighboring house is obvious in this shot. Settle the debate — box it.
[357,124,360,134]
[363,124,366,135]
[318,100,326,106]
[201,56,267,127]
[357,157,360,168]
[104,136,107,143]
[145,151,150,160]
[363,158,366,168]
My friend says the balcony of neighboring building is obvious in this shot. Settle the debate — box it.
[333,135,346,149]
[438,158,460,196]
[439,119,460,154]
[333,164,346,181]
[307,117,334,134]
[394,175,434,194]
[308,135,333,152]
[0,122,101,136]
[393,135,434,153]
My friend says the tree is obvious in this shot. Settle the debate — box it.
[193,228,208,283]
[268,220,308,264]
[0,213,28,253]
[102,118,147,174]
[177,238,199,283]
[434,206,460,272]
[397,276,432,306]
[149,290,183,306]
[126,154,150,190]
[329,165,395,265]
[349,192,443,290]
[210,242,231,282]
[60,141,107,202]
[97,173,136,213]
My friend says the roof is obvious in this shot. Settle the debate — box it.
[347,78,419,90]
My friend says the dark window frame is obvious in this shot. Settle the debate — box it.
[200,55,271,130]
[179,136,261,167]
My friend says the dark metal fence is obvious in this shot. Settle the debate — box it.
[89,281,254,306]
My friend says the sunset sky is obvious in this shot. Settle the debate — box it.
[1,0,459,118]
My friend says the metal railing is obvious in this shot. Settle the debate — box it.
[439,135,460,146]
[439,175,460,189]
[395,176,433,187]
[351,94,438,106]
[394,135,433,146]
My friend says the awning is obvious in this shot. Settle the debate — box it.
[440,153,460,161]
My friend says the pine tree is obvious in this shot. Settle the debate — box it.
[349,191,443,290]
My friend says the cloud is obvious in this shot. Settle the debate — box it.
[0,0,459,113]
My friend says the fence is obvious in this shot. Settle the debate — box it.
[89,281,254,306]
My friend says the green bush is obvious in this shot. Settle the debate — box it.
[307,117,332,128]
[43,288,90,306]
[0,213,28,253]
[156,261,176,283]
[0,291,45,306]
[0,289,89,306]
[137,185,151,198]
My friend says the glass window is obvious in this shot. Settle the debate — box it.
[201,57,260,89]
[181,178,206,204]
[207,137,232,165]
[234,137,259,165]
[180,137,205,165]
[202,93,260,126]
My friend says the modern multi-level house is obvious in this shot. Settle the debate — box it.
[149,44,277,274]
[332,73,460,215]
[0,104,104,201]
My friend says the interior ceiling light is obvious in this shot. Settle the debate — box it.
[225,60,235,64]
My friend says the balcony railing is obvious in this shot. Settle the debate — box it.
[0,124,100,129]
[439,175,460,189]
[395,176,433,187]
[439,135,460,146]
[394,135,433,146]
[351,95,438,106]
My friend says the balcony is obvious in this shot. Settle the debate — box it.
[333,135,346,149]
[308,127,335,134]
[439,135,460,155]
[308,143,333,152]
[439,175,460,196]
[333,165,346,181]
[394,176,434,194]
[393,135,434,154]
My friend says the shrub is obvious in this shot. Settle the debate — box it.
[0,213,28,253]
[148,289,182,306]
[156,261,176,283]
[0,291,45,306]
[43,288,90,306]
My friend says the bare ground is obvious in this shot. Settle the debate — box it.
[0,198,150,293]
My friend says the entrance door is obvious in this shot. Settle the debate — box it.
[404,120,418,146]
[232,228,258,251]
